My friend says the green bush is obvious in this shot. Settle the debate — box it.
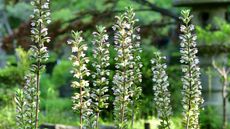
[51,60,72,89]
[40,98,78,126]
[0,106,16,129]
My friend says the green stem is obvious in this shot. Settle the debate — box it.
[35,0,42,128]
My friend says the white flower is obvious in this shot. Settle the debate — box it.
[86,72,90,76]
[101,77,106,82]
[46,38,51,43]
[31,29,36,34]
[123,22,131,29]
[125,37,131,43]
[46,12,51,16]
[42,3,49,9]
[34,9,39,13]
[189,25,195,31]
[47,20,51,24]
[74,72,81,78]
[85,59,89,63]
[31,22,36,26]
[72,46,78,52]
[83,46,88,51]
[104,34,109,40]
[73,61,79,66]
[180,25,186,32]
[41,27,48,32]
[112,26,116,31]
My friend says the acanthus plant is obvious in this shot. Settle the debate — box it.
[151,52,172,129]
[126,8,143,129]
[112,7,141,129]
[15,0,51,128]
[179,10,203,129]
[91,26,110,129]
[68,31,92,129]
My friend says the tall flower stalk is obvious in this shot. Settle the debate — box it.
[91,26,110,129]
[68,31,92,129]
[125,8,143,129]
[15,0,51,128]
[112,8,135,129]
[151,52,172,129]
[179,10,203,129]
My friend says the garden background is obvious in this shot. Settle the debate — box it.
[1,0,230,129]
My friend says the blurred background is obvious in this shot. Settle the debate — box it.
[1,0,230,129]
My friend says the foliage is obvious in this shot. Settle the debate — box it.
[196,18,230,45]
[0,49,27,128]
[0,106,16,129]
[0,47,29,88]
[51,60,72,88]
[40,74,58,99]
[0,66,24,88]
[39,98,78,126]
[0,47,29,109]
[200,106,222,129]
[7,2,32,21]
[179,10,203,129]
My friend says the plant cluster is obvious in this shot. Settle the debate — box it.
[14,0,204,128]
[150,10,203,129]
